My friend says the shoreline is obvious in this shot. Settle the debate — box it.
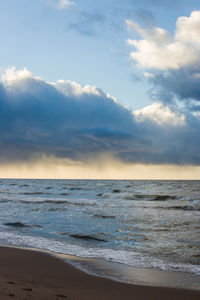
[2,243,200,290]
[0,245,200,300]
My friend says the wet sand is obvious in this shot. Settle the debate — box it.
[0,246,199,300]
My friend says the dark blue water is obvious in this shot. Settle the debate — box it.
[0,179,199,275]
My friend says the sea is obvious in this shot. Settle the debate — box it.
[0,179,200,286]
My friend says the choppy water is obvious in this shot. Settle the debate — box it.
[0,179,199,276]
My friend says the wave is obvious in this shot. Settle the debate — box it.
[165,205,200,211]
[125,194,177,201]
[0,231,200,276]
[93,214,116,219]
[0,191,15,195]
[3,222,42,228]
[0,198,13,203]
[47,207,67,212]
[32,207,68,212]
[19,199,96,207]
[3,222,31,228]
[1,190,45,195]
[45,199,95,206]
[22,192,45,195]
[45,200,68,204]
[59,193,70,196]
[70,187,82,191]
[70,201,96,207]
[153,195,177,201]
[20,200,43,204]
[68,234,107,242]
[112,189,121,193]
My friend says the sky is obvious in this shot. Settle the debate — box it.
[0,0,200,179]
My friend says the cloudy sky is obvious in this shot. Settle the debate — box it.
[0,0,200,179]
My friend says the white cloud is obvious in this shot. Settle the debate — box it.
[133,103,185,126]
[175,11,200,46]
[56,0,76,10]
[1,67,42,94]
[53,80,101,97]
[126,11,200,70]
[1,67,34,85]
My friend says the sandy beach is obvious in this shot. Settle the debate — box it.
[0,246,199,300]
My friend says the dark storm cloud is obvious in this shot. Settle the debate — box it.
[0,68,200,165]
[0,70,140,162]
[148,69,200,110]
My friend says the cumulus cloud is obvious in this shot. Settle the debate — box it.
[126,10,200,108]
[175,11,200,46]
[55,0,75,10]
[126,11,200,70]
[133,103,185,126]
[0,67,200,165]
[0,67,138,163]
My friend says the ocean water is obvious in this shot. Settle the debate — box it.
[0,179,200,278]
